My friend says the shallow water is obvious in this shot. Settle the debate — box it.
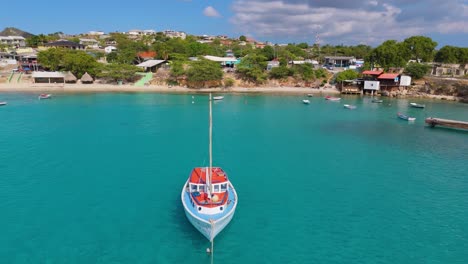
[0,93,467,263]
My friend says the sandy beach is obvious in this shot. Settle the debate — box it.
[0,83,341,95]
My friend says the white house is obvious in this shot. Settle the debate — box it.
[79,38,99,49]
[104,46,117,53]
[128,29,143,36]
[143,29,156,35]
[163,30,186,39]
[0,36,26,47]
[88,31,105,36]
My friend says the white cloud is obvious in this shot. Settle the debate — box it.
[204,6,221,17]
[230,0,468,45]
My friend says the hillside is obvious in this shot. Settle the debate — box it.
[0,27,35,38]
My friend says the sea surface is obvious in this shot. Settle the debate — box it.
[0,92,467,264]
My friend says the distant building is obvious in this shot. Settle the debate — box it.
[203,55,239,67]
[136,59,166,72]
[137,51,157,61]
[163,30,186,39]
[88,31,105,36]
[43,40,85,50]
[431,63,468,77]
[143,29,157,35]
[79,38,100,49]
[324,56,355,68]
[0,36,26,47]
[128,29,143,36]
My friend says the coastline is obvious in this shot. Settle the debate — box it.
[0,83,341,95]
[0,83,461,101]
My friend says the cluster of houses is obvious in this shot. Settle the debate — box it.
[339,70,412,94]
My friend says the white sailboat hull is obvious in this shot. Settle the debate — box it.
[181,181,237,242]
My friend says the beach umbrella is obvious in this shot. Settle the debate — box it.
[65,71,77,83]
[80,72,94,84]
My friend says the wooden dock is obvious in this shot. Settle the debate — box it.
[425,117,468,130]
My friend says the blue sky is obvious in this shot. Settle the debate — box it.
[1,0,467,47]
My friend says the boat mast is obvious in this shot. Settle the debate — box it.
[208,93,213,195]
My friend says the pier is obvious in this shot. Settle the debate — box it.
[425,117,468,130]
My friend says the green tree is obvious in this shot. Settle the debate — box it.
[368,40,407,70]
[239,35,247,41]
[106,52,118,63]
[269,66,292,79]
[37,48,66,71]
[402,36,437,62]
[404,63,430,79]
[38,49,99,78]
[260,45,275,61]
[297,42,309,49]
[170,61,185,78]
[236,54,268,83]
[434,46,457,63]
[62,51,99,78]
[97,63,142,82]
[335,69,358,82]
[186,59,223,87]
[293,63,315,81]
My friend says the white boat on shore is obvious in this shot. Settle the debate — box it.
[181,94,237,242]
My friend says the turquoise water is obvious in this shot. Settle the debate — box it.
[0,93,467,264]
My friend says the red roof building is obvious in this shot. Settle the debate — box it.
[362,70,383,76]
[377,73,400,80]
[137,51,157,60]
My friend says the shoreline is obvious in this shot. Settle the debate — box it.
[0,83,461,101]
[0,83,340,95]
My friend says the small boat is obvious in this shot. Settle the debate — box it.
[307,94,314,97]
[397,112,416,121]
[410,102,425,108]
[302,99,310,104]
[343,104,356,109]
[325,96,341,101]
[213,96,224,100]
[0,102,7,106]
[372,99,383,103]
[38,94,52,100]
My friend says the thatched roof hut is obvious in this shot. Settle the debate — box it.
[80,72,93,84]
[64,71,77,83]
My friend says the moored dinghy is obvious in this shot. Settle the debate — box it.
[181,93,237,243]
[343,104,356,109]
[0,101,7,106]
[303,99,310,104]
[410,102,425,108]
[397,112,416,121]
[213,96,224,100]
[325,95,341,101]
[38,94,52,100]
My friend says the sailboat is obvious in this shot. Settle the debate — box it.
[181,93,238,242]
